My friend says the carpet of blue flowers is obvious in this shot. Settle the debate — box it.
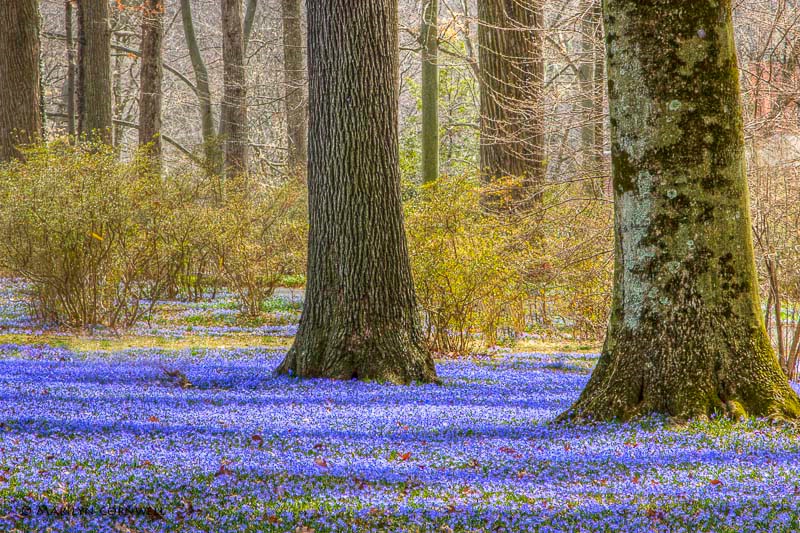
[1,282,800,532]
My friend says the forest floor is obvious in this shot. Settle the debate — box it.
[0,279,799,532]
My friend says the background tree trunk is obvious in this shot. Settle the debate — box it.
[220,0,248,178]
[277,0,437,384]
[180,0,220,173]
[110,7,128,148]
[564,0,800,421]
[578,0,605,197]
[139,0,164,167]
[0,0,42,162]
[66,0,77,139]
[420,0,439,184]
[477,0,545,208]
[244,0,258,50]
[77,0,113,144]
[281,0,308,179]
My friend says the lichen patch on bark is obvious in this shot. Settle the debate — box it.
[563,0,800,422]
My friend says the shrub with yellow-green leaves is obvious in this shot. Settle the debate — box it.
[0,141,309,329]
[0,141,173,329]
[532,190,613,340]
[209,176,307,318]
[405,175,524,354]
[405,175,612,354]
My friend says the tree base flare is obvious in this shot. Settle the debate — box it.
[561,320,800,422]
[277,328,438,385]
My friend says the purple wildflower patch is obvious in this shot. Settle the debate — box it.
[1,347,800,531]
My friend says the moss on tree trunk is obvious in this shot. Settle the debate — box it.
[563,0,800,421]
[179,0,220,174]
[276,0,437,385]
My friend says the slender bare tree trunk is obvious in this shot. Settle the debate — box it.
[788,320,800,381]
[277,0,437,384]
[180,0,220,173]
[66,0,77,139]
[0,0,42,162]
[139,0,164,168]
[477,0,545,209]
[221,0,248,178]
[281,0,308,178]
[244,0,258,50]
[578,0,604,197]
[77,0,113,144]
[766,257,786,370]
[564,0,800,421]
[420,0,439,184]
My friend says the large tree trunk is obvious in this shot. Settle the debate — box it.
[220,0,248,178]
[0,0,42,162]
[477,0,545,208]
[281,0,308,178]
[139,0,164,166]
[277,0,437,384]
[180,0,220,173]
[564,0,800,421]
[77,0,113,144]
[420,0,439,184]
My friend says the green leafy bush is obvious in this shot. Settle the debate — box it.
[528,189,613,340]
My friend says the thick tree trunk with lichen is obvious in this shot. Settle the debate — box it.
[477,0,545,208]
[564,0,800,421]
[77,0,113,144]
[0,0,42,162]
[276,0,437,384]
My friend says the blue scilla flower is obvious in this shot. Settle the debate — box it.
[1,293,799,532]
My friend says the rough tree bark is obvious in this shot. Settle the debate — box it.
[477,0,545,207]
[180,0,220,173]
[221,0,248,178]
[281,0,308,178]
[0,0,42,162]
[277,0,437,384]
[420,0,439,184]
[77,0,113,144]
[563,0,800,421]
[139,0,164,166]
